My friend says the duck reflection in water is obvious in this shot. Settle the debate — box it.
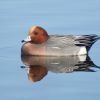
[26,65,47,82]
[21,55,100,83]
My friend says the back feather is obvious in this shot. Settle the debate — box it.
[75,34,100,51]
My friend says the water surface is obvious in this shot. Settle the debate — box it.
[0,0,100,100]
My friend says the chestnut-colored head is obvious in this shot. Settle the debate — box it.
[22,26,49,44]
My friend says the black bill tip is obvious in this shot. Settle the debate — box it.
[21,40,25,43]
[20,66,26,68]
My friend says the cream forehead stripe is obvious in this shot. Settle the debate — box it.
[24,36,31,42]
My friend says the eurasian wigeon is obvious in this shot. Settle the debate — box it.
[21,26,100,56]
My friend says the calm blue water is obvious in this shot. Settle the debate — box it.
[0,0,100,100]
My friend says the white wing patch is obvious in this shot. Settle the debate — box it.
[78,47,87,55]
[78,55,87,61]
[51,47,61,49]
[51,62,60,65]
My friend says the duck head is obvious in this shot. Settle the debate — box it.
[22,26,49,44]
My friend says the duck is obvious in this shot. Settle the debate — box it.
[21,26,100,56]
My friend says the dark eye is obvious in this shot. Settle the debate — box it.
[34,32,39,35]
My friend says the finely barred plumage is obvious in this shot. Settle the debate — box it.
[46,35,75,46]
[47,35,100,49]
[41,34,100,56]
